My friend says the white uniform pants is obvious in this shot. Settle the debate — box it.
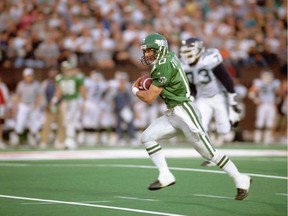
[15,103,43,134]
[60,100,80,139]
[141,101,216,160]
[256,103,276,129]
[195,93,230,134]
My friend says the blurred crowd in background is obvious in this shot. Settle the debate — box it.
[0,0,287,71]
[0,0,287,149]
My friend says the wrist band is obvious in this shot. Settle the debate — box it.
[132,87,139,96]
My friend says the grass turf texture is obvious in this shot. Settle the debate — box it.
[0,154,287,216]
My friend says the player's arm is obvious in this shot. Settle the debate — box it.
[212,63,239,106]
[212,63,241,125]
[213,63,235,94]
[80,85,87,101]
[248,84,260,104]
[51,85,62,105]
[132,78,163,104]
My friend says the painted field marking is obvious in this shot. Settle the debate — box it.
[100,164,288,180]
[114,196,159,202]
[275,193,288,196]
[192,194,233,200]
[0,194,186,216]
[22,200,112,205]
[0,163,286,180]
[0,149,286,161]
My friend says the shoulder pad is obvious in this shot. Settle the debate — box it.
[200,48,223,68]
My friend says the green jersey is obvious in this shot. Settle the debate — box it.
[56,73,85,100]
[151,51,191,108]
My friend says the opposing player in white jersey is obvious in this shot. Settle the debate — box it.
[80,71,107,145]
[180,37,241,165]
[248,70,281,144]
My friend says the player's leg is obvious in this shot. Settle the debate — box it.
[254,104,265,143]
[195,98,213,132]
[213,94,231,146]
[141,115,177,190]
[27,108,43,147]
[62,100,80,149]
[13,103,30,145]
[54,105,66,149]
[176,102,251,200]
[264,103,276,145]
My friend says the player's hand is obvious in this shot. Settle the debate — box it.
[132,77,142,89]
[229,105,241,127]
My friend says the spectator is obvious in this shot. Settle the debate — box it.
[35,35,60,68]
[0,75,9,149]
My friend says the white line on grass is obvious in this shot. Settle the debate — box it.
[114,196,159,202]
[275,193,288,196]
[0,195,186,216]
[104,164,288,180]
[192,194,233,200]
[0,163,286,180]
[22,200,112,205]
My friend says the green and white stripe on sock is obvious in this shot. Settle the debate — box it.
[146,143,162,156]
[217,155,230,168]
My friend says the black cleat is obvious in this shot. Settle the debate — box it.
[235,178,252,200]
[148,180,176,191]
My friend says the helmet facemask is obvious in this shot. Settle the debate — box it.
[180,39,204,65]
[141,48,157,65]
[140,33,168,65]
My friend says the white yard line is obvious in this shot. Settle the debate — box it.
[0,194,186,216]
[0,163,286,180]
[275,193,288,196]
[192,194,233,200]
[22,200,112,205]
[114,196,159,202]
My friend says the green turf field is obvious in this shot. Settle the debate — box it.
[0,145,287,216]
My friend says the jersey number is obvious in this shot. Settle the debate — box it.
[198,69,212,84]
[60,80,76,95]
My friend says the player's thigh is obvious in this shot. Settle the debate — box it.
[15,103,30,131]
[195,98,213,131]
[264,104,276,128]
[213,97,230,133]
[256,104,266,128]
[141,115,177,143]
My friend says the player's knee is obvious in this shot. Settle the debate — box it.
[210,151,226,164]
[140,129,156,146]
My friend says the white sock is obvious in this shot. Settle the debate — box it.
[212,151,241,179]
[145,142,170,176]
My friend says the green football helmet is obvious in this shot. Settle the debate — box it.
[141,33,168,65]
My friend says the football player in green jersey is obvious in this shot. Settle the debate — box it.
[132,33,251,200]
[51,61,87,149]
